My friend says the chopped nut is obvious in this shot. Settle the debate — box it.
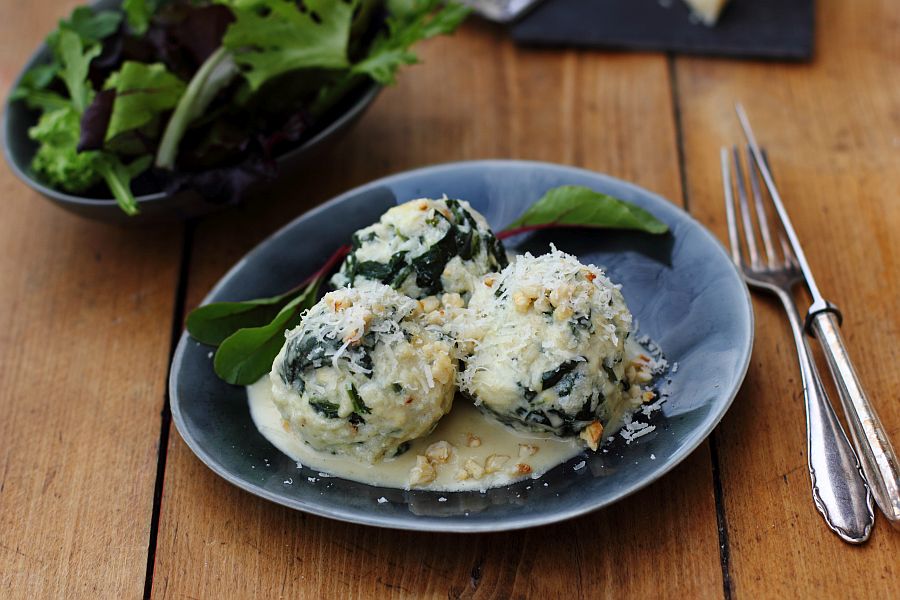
[553,305,574,321]
[580,421,604,451]
[409,455,436,487]
[455,469,470,481]
[548,283,574,307]
[418,201,429,211]
[419,296,441,313]
[634,367,653,384]
[483,275,495,287]
[533,295,551,313]
[464,458,485,479]
[425,441,454,464]
[326,294,353,311]
[466,433,482,448]
[642,390,656,403]
[518,444,539,458]
[514,463,532,475]
[441,292,464,309]
[484,454,510,474]
[512,291,532,312]
[425,309,446,326]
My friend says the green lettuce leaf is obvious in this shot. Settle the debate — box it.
[505,185,669,235]
[187,286,306,346]
[28,105,102,192]
[93,154,153,216]
[27,104,150,214]
[222,0,356,91]
[54,29,101,114]
[155,47,239,169]
[11,63,68,111]
[56,6,122,44]
[103,61,186,141]
[122,0,159,36]
[213,279,321,385]
[352,0,470,85]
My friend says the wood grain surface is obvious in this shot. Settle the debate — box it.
[0,4,182,598]
[0,0,897,598]
[675,0,900,596]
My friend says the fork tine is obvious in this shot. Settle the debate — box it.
[732,146,761,267]
[780,234,800,270]
[720,148,742,265]
[747,145,779,267]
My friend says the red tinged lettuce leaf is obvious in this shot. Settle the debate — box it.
[170,4,235,66]
[77,88,115,150]
[163,154,277,205]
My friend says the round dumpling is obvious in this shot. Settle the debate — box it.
[330,198,508,301]
[270,284,456,462]
[458,247,634,442]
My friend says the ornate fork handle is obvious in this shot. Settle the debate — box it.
[809,311,900,528]
[772,292,874,542]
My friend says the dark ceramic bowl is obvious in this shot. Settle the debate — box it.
[169,160,755,532]
[2,0,381,225]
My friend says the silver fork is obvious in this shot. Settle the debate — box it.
[721,146,874,544]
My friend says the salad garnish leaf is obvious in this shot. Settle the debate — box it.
[187,287,307,346]
[501,185,669,237]
[56,29,101,114]
[155,47,239,169]
[221,0,356,91]
[55,6,123,45]
[351,0,470,85]
[10,64,69,111]
[190,244,350,384]
[93,154,152,215]
[29,105,102,192]
[123,0,158,36]
[213,279,321,385]
[103,61,186,142]
[188,243,348,337]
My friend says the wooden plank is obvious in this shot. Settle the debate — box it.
[152,23,723,599]
[0,2,184,597]
[675,0,900,596]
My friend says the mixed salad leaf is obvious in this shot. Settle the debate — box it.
[13,0,469,214]
[501,185,670,237]
[188,186,668,385]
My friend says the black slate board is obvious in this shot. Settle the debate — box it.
[511,0,814,61]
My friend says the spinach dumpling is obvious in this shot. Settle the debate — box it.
[331,198,507,301]
[270,284,456,462]
[458,247,640,447]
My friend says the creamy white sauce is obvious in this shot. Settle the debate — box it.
[247,377,584,491]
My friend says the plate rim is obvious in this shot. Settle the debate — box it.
[169,159,754,532]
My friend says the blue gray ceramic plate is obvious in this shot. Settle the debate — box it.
[169,160,753,532]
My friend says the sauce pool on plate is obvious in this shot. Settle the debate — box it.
[247,377,584,491]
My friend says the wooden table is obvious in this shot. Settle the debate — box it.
[2,1,898,597]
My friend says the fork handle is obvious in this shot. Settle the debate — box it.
[778,295,873,542]
[810,311,900,528]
